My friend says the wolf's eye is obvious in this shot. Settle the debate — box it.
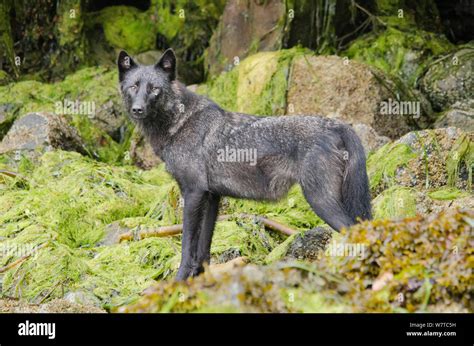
[130,84,138,91]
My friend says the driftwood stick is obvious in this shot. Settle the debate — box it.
[119,224,183,242]
[0,242,51,273]
[118,214,297,243]
[0,170,20,178]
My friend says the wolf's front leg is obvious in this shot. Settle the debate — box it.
[176,190,207,281]
[195,193,220,272]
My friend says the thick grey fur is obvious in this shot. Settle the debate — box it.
[118,49,372,280]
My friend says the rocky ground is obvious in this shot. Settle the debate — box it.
[0,0,472,313]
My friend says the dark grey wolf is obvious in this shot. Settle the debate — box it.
[118,49,372,280]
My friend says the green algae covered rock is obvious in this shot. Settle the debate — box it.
[86,1,225,84]
[198,48,308,116]
[345,26,453,87]
[368,127,473,221]
[0,67,130,163]
[419,44,474,112]
[117,261,350,313]
[368,127,473,195]
[88,6,157,55]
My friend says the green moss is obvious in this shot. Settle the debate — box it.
[197,68,239,111]
[428,187,470,201]
[199,48,310,115]
[367,142,417,193]
[345,26,453,86]
[446,134,473,190]
[0,150,305,308]
[372,186,417,219]
[89,6,157,55]
[264,233,298,264]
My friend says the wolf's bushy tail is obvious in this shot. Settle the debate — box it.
[340,126,372,222]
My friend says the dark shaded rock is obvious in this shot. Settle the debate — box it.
[0,112,87,156]
[129,129,161,170]
[286,227,333,261]
[436,0,474,43]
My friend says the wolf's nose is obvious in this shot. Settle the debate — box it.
[132,106,143,115]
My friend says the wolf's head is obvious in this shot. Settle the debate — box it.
[117,48,178,121]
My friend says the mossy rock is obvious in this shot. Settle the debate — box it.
[85,1,225,84]
[88,6,157,55]
[314,208,473,312]
[118,262,350,313]
[0,67,130,163]
[0,112,87,158]
[287,55,420,138]
[345,26,453,87]
[119,208,473,313]
[368,128,473,195]
[419,44,474,112]
[198,48,308,116]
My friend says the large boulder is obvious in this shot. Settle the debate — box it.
[0,112,87,156]
[199,49,306,116]
[368,127,473,195]
[205,0,287,77]
[419,44,474,111]
[368,127,473,220]
[287,55,425,138]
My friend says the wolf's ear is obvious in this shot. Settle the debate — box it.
[117,51,137,82]
[156,48,176,81]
